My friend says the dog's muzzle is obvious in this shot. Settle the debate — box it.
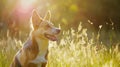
[44,29,61,41]
[44,34,58,41]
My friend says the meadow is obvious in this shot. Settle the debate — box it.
[0,23,120,67]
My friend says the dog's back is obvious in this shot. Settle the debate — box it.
[11,51,22,67]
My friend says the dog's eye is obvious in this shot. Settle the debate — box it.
[46,24,50,28]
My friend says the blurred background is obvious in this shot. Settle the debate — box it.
[0,0,120,44]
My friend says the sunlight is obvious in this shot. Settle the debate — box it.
[20,0,35,8]
[16,0,36,14]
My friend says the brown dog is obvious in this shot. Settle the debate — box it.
[10,10,61,67]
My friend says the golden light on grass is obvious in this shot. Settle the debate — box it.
[0,23,120,67]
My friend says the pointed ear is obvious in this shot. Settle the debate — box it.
[44,10,51,21]
[32,10,42,29]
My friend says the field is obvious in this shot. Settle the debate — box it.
[0,23,120,67]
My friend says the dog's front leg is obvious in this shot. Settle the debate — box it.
[41,51,48,67]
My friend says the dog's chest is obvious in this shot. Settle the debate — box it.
[30,38,48,63]
[31,51,47,63]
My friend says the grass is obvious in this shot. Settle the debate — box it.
[0,23,120,67]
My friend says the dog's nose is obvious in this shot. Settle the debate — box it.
[56,28,61,34]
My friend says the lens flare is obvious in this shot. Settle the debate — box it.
[15,0,36,14]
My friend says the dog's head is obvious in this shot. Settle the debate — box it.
[31,10,61,41]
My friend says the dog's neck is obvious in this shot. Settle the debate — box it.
[30,32,49,55]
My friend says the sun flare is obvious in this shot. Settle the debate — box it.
[16,0,36,14]
[20,0,35,8]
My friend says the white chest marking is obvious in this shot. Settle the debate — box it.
[30,37,48,64]
[30,51,47,63]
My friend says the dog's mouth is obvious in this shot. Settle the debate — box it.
[44,33,58,41]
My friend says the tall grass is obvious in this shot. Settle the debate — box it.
[0,37,22,67]
[0,23,120,67]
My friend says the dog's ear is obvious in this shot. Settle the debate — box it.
[44,10,51,21]
[32,10,42,29]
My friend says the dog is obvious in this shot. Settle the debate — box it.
[10,9,61,67]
